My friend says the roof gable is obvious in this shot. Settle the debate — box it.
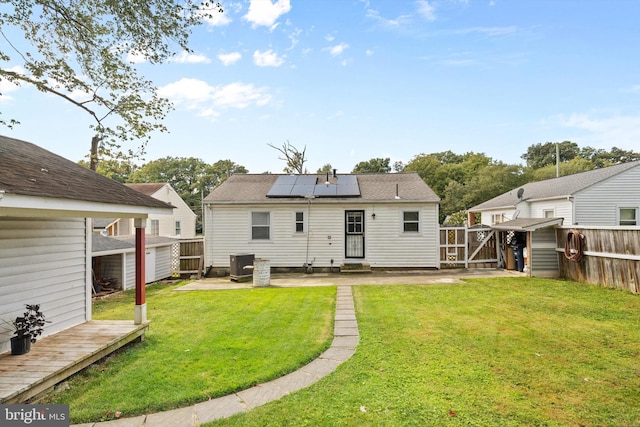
[124,183,167,196]
[471,161,640,211]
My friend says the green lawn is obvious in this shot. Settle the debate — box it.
[41,278,640,426]
[208,278,640,426]
[42,283,336,423]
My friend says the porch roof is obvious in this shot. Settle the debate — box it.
[491,217,564,232]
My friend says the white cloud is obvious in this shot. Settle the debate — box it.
[365,49,374,56]
[325,34,335,42]
[243,0,291,29]
[158,78,273,119]
[200,5,232,26]
[366,9,413,29]
[218,52,242,66]
[0,66,24,100]
[126,50,147,64]
[556,111,640,149]
[416,0,437,21]
[172,51,211,64]
[253,49,285,67]
[325,43,349,57]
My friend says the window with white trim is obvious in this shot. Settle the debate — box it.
[619,207,637,226]
[149,219,160,236]
[543,209,555,218]
[252,212,271,240]
[175,220,182,236]
[491,214,503,225]
[403,211,419,232]
[295,212,304,233]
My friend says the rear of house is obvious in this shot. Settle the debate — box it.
[203,173,440,272]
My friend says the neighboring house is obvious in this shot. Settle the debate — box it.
[468,160,640,277]
[0,135,173,354]
[93,183,196,238]
[203,172,441,272]
[469,160,640,227]
[92,234,177,289]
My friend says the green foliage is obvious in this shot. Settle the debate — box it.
[527,157,594,181]
[78,158,138,183]
[522,141,640,170]
[1,0,222,159]
[316,163,333,173]
[129,156,247,219]
[351,157,391,173]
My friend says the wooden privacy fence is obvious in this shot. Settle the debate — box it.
[171,238,204,278]
[439,225,498,269]
[556,226,640,293]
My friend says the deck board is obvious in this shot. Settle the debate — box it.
[0,320,149,403]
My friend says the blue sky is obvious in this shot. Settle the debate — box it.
[2,0,640,174]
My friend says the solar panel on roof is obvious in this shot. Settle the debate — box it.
[313,184,337,196]
[266,175,361,198]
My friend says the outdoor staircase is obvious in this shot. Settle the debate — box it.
[339,262,372,274]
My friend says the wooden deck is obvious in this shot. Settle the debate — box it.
[0,320,149,404]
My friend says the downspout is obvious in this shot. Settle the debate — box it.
[304,195,314,271]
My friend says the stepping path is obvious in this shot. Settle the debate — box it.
[73,286,359,427]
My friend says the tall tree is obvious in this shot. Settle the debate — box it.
[351,157,391,173]
[1,0,223,168]
[78,158,138,183]
[268,141,308,174]
[316,163,333,174]
[521,141,580,169]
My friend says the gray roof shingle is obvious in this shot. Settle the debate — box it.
[470,160,640,211]
[204,173,440,203]
[0,135,171,209]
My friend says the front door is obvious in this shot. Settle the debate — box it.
[345,210,365,258]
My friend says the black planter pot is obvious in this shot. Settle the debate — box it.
[10,335,31,355]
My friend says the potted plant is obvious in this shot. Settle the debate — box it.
[4,304,48,355]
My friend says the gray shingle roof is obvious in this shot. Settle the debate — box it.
[204,173,440,203]
[0,135,171,209]
[470,160,640,211]
[125,183,167,196]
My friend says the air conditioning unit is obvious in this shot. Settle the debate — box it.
[229,254,255,281]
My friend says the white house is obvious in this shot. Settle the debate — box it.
[203,172,441,273]
[0,135,173,354]
[469,160,640,227]
[93,183,196,239]
[467,160,640,277]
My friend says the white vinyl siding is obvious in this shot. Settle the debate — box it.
[205,202,439,269]
[0,217,88,353]
[529,227,560,278]
[574,166,640,226]
[530,199,573,224]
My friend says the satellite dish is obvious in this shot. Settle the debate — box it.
[517,188,524,200]
[512,210,520,219]
[100,229,109,237]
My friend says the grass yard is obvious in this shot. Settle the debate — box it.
[41,282,336,423]
[208,278,640,427]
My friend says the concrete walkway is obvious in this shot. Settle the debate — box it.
[72,286,359,427]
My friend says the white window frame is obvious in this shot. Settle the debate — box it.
[618,207,638,226]
[251,211,271,240]
[491,214,503,225]
[149,219,160,236]
[174,220,182,237]
[543,209,555,218]
[402,211,420,233]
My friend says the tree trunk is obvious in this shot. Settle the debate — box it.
[90,136,100,171]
